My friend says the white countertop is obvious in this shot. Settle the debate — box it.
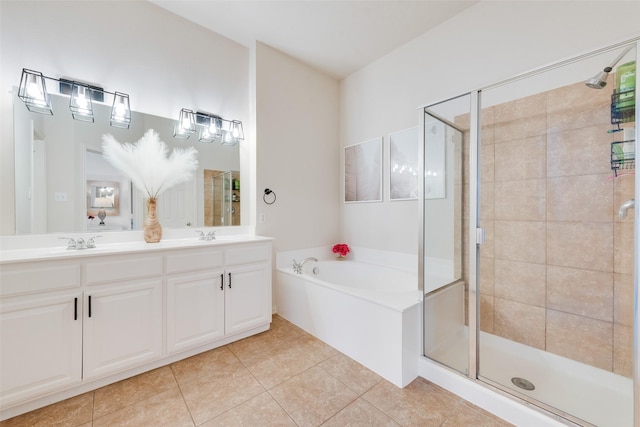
[0,232,272,264]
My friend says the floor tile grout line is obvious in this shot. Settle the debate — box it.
[169,361,198,427]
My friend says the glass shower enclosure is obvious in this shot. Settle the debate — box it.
[421,40,638,426]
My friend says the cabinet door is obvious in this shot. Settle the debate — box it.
[83,278,163,380]
[225,263,271,335]
[0,291,82,407]
[166,269,225,354]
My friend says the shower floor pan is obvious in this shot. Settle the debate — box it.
[430,331,633,427]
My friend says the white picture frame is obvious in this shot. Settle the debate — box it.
[389,126,419,201]
[344,137,383,203]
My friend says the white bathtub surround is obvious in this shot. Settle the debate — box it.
[276,245,417,273]
[275,247,422,387]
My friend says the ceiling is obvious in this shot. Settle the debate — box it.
[151,0,478,80]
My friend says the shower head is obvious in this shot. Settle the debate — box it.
[585,70,611,89]
[585,46,633,89]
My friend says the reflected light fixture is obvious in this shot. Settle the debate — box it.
[174,108,196,138]
[110,92,131,129]
[18,69,53,115]
[69,82,95,122]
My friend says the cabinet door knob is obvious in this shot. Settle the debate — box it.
[220,273,224,291]
[228,272,232,289]
[74,297,78,320]
[88,295,92,318]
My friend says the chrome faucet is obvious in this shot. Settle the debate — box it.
[293,257,318,274]
[59,237,77,250]
[59,236,101,250]
[196,230,216,241]
[87,235,102,249]
[619,198,635,219]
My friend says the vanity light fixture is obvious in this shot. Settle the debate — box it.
[173,108,196,139]
[198,114,222,143]
[17,69,53,115]
[176,109,244,145]
[220,120,244,146]
[110,92,131,129]
[17,68,131,128]
[69,82,95,122]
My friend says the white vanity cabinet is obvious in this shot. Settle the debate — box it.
[224,243,272,335]
[0,237,272,420]
[165,243,272,353]
[83,254,164,380]
[0,262,83,407]
[166,248,226,354]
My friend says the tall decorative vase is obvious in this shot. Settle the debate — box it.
[143,197,162,243]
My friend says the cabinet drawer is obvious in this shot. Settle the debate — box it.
[225,243,271,266]
[85,255,163,285]
[0,262,81,296]
[166,248,224,274]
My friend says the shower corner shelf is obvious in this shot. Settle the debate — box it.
[611,140,635,176]
[610,89,635,125]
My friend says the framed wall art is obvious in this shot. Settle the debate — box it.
[344,137,382,203]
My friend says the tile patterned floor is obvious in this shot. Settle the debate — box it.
[0,315,513,426]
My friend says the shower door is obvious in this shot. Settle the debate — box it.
[475,43,637,427]
[421,94,469,375]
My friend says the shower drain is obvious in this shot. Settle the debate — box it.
[511,377,535,391]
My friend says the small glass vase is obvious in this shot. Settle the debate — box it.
[336,255,346,260]
[143,197,162,243]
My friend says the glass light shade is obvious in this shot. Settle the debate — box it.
[69,83,94,122]
[110,92,131,129]
[230,120,244,140]
[199,116,220,142]
[174,108,196,139]
[18,69,53,115]
[221,129,237,146]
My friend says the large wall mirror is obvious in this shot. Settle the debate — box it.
[11,91,243,235]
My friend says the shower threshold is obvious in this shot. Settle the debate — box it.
[429,330,633,427]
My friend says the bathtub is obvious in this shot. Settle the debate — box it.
[275,253,423,387]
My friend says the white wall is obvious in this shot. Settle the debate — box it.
[340,0,640,255]
[255,42,341,253]
[0,1,249,235]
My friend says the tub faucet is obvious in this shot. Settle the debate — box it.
[293,257,318,274]
[619,198,635,219]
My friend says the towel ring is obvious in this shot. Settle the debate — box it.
[263,188,276,205]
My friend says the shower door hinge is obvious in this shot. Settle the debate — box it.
[475,228,485,245]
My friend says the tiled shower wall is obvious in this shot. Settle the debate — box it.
[462,80,635,377]
[204,170,241,227]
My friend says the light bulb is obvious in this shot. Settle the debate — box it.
[114,102,126,119]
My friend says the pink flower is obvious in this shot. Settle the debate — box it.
[332,243,350,257]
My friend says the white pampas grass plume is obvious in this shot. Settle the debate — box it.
[102,129,198,199]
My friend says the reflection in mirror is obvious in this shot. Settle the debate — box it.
[87,180,120,229]
[11,92,241,235]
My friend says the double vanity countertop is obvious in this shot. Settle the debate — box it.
[0,231,272,264]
